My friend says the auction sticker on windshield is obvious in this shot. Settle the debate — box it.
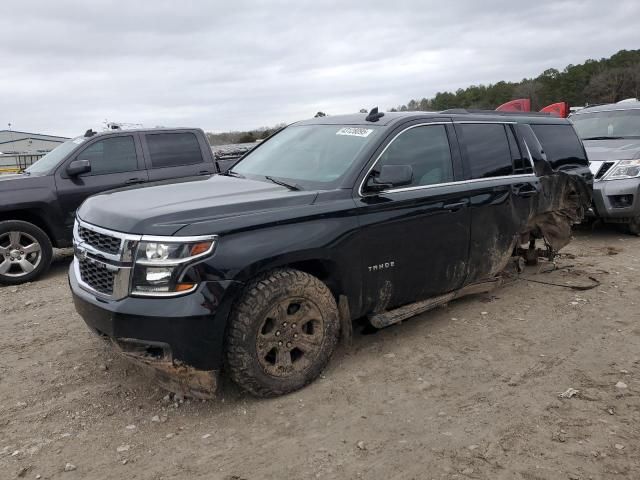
[336,127,374,137]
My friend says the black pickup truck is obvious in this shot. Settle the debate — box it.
[69,110,592,398]
[0,127,237,285]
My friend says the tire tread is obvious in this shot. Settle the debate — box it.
[225,268,339,397]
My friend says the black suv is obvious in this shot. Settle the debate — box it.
[0,127,233,285]
[69,110,592,398]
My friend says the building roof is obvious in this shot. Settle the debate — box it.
[0,130,69,143]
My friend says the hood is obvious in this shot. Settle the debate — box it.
[0,172,35,185]
[583,138,640,161]
[78,175,319,235]
[0,173,24,182]
[0,172,52,197]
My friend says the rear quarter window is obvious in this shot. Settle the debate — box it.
[530,124,588,170]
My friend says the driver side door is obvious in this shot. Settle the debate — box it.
[355,121,471,314]
[54,133,148,233]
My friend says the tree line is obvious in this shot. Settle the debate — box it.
[390,48,640,112]
[206,124,287,146]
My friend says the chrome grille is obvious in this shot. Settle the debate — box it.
[78,225,121,255]
[74,220,141,300]
[78,258,115,295]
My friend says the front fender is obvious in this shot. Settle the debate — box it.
[199,216,363,315]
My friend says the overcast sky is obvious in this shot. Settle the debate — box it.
[1,0,638,137]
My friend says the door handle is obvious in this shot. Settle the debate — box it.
[512,183,538,197]
[443,200,469,211]
[125,178,146,185]
[199,170,213,175]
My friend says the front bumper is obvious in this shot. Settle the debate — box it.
[69,262,243,398]
[590,178,640,221]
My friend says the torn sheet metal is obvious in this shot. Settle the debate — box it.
[525,171,592,251]
[112,338,218,400]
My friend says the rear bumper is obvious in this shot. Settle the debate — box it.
[590,178,640,221]
[69,263,243,397]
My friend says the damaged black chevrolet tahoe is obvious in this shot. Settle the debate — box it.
[69,109,592,398]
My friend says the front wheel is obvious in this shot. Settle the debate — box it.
[0,220,53,285]
[225,269,340,397]
[627,216,640,236]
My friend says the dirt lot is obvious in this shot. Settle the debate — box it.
[1,228,639,480]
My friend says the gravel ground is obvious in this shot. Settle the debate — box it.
[0,228,639,480]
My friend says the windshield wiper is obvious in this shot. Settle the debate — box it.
[582,136,625,140]
[264,175,301,191]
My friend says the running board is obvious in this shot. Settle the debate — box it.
[368,277,503,329]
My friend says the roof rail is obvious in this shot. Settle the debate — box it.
[440,108,552,117]
[439,108,469,114]
[579,103,608,110]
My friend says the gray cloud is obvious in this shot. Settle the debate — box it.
[1,0,638,137]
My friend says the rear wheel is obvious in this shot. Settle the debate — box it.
[0,220,53,285]
[225,268,340,397]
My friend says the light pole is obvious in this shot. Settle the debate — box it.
[7,123,18,170]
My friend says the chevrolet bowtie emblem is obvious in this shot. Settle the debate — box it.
[76,247,88,261]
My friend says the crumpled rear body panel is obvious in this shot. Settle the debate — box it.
[525,171,592,251]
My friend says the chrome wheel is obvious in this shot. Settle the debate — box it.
[0,231,43,278]
[256,297,325,377]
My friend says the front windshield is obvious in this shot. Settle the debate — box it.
[571,108,640,139]
[231,125,381,188]
[25,137,85,174]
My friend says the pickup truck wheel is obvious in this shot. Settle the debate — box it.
[225,268,340,397]
[627,216,640,236]
[0,220,53,285]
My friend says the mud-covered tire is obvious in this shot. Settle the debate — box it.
[225,268,340,397]
[626,216,640,236]
[0,220,53,285]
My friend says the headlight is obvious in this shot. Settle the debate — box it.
[131,236,217,296]
[604,159,640,180]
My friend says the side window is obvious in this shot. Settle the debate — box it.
[146,133,204,168]
[376,125,453,188]
[460,123,513,179]
[530,124,588,170]
[77,136,138,175]
[506,125,533,174]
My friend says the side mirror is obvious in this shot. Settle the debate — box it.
[366,164,413,192]
[67,159,91,176]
